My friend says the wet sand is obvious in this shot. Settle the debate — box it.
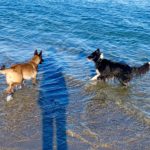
[0,78,150,150]
[0,85,42,150]
[67,101,150,150]
[66,79,150,150]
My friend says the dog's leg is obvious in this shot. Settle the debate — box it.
[97,75,106,82]
[91,69,101,81]
[90,74,100,81]
[6,84,13,94]
[6,82,20,94]
[5,84,14,101]
[17,80,25,89]
[121,82,129,87]
[32,72,37,85]
[6,83,21,102]
[120,75,130,87]
[22,80,25,85]
[14,82,22,91]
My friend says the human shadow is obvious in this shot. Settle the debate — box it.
[38,56,68,150]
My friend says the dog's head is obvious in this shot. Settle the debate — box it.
[33,50,44,64]
[87,48,104,62]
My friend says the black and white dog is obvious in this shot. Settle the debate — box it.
[87,49,150,86]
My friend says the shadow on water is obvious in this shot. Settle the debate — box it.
[38,55,69,150]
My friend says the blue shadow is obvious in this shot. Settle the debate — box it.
[38,56,68,150]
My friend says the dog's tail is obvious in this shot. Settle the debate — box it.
[132,62,150,76]
[0,65,6,75]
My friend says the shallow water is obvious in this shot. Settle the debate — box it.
[0,0,150,149]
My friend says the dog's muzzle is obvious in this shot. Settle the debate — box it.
[87,56,93,61]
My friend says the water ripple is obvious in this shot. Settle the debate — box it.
[0,1,150,149]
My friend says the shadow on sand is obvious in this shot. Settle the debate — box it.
[38,56,68,150]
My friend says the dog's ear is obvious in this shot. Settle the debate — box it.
[34,49,38,55]
[39,50,42,56]
[96,48,100,53]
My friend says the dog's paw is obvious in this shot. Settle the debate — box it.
[90,77,97,81]
[90,78,95,81]
[18,85,22,90]
[6,94,13,102]
[32,82,37,86]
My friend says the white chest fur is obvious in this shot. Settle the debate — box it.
[90,69,101,81]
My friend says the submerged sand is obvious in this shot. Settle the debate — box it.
[0,79,150,150]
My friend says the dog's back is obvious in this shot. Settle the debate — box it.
[11,63,37,80]
[97,59,132,76]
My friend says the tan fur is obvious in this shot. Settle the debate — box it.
[0,51,42,94]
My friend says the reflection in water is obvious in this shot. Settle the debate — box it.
[38,57,68,150]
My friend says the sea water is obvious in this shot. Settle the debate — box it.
[0,0,150,149]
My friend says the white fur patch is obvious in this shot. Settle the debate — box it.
[24,77,32,80]
[17,85,22,90]
[148,62,150,65]
[15,85,22,91]
[90,74,99,81]
[90,69,101,81]
[96,69,100,75]
[100,53,104,59]
[6,95,13,102]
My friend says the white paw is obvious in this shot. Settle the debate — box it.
[18,85,22,90]
[90,78,95,81]
[6,95,13,102]
[90,75,99,81]
[15,85,22,90]
[148,62,150,65]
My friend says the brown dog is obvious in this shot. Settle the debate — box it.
[0,50,43,95]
